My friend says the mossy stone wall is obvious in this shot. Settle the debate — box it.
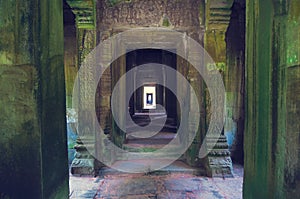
[0,0,69,198]
[244,0,300,198]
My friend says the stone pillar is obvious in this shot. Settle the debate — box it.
[70,28,97,175]
[0,0,69,198]
[203,0,234,177]
[244,0,300,198]
[185,44,206,168]
[284,2,300,197]
[67,0,97,175]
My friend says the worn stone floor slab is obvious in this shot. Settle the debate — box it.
[100,160,205,176]
[69,164,243,199]
[69,175,102,199]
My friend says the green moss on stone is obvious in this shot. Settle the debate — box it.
[162,17,170,27]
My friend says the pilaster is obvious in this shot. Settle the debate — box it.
[203,0,234,177]
[67,0,98,175]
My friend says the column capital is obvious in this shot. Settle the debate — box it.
[66,0,96,29]
[205,0,234,31]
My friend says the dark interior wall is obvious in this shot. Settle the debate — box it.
[64,1,77,108]
[126,49,177,118]
[0,0,69,198]
[126,49,164,113]
[225,0,245,164]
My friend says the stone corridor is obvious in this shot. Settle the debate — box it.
[1,0,300,198]
[70,164,243,199]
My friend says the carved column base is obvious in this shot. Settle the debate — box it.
[70,139,95,176]
[71,158,95,175]
[205,135,233,177]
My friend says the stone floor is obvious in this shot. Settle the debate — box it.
[69,163,243,199]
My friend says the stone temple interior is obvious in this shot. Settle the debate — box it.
[0,0,299,198]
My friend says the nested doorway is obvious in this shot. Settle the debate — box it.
[126,49,178,130]
[125,49,179,148]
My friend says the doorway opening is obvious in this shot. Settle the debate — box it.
[124,49,180,151]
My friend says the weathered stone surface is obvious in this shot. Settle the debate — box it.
[64,16,77,107]
[0,0,69,198]
[98,0,201,31]
[100,177,158,197]
[83,165,244,199]
[71,136,96,175]
[285,7,300,198]
[164,178,200,192]
[67,0,96,29]
[205,136,233,177]
[71,158,95,175]
[1,0,300,198]
[66,2,98,175]
[204,0,243,168]
[244,0,300,198]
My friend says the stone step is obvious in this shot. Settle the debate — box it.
[114,150,183,161]
[127,115,177,129]
[99,160,206,177]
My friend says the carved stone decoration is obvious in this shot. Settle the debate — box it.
[71,139,95,176]
[204,0,234,63]
[66,0,96,29]
[78,29,97,68]
[205,135,233,177]
[206,0,234,29]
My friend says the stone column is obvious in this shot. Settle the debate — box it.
[203,0,234,177]
[0,0,69,198]
[185,42,206,168]
[71,29,97,175]
[67,0,98,175]
[244,0,300,198]
[284,2,300,198]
